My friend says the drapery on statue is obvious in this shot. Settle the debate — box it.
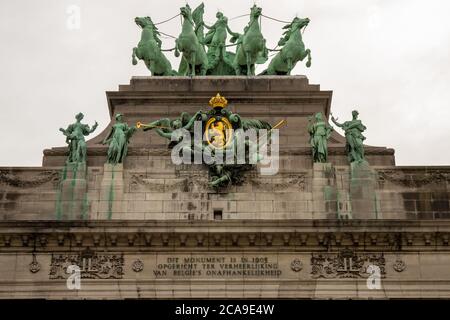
[233,4,268,75]
[331,110,367,163]
[175,4,208,76]
[201,11,238,75]
[59,113,98,163]
[308,112,333,163]
[261,17,312,75]
[102,114,137,165]
[132,16,176,76]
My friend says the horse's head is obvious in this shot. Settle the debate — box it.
[180,4,194,24]
[297,17,310,29]
[289,17,310,32]
[135,16,154,29]
[278,17,310,46]
[250,4,262,19]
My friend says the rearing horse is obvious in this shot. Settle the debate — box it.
[233,5,267,76]
[261,17,312,75]
[175,4,208,76]
[132,17,176,76]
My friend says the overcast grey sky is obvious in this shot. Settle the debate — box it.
[0,0,449,166]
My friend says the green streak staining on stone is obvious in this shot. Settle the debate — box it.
[55,162,87,220]
[107,166,115,220]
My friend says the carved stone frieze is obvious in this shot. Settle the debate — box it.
[378,169,450,188]
[130,172,210,192]
[49,248,124,279]
[29,254,41,273]
[311,249,386,279]
[393,258,407,272]
[132,259,144,272]
[0,170,60,188]
[290,259,303,272]
[247,174,306,192]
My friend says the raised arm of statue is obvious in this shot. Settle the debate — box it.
[226,25,237,37]
[141,118,171,132]
[89,121,98,134]
[183,110,203,131]
[201,22,213,30]
[154,128,173,140]
[331,116,343,128]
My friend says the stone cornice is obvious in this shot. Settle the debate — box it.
[42,146,395,157]
[107,76,331,118]
[0,220,448,251]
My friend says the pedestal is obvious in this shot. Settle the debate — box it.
[349,160,380,219]
[98,163,125,219]
[312,162,338,219]
[56,162,88,220]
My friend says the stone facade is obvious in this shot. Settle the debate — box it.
[0,76,449,299]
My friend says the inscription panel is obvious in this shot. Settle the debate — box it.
[151,255,284,278]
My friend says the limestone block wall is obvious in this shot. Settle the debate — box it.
[2,161,450,221]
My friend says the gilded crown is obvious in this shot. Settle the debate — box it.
[209,93,228,109]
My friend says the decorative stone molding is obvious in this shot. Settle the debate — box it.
[29,254,41,273]
[248,174,306,192]
[130,173,209,192]
[0,170,59,188]
[44,146,395,158]
[131,259,144,272]
[393,258,406,272]
[49,248,124,279]
[0,221,449,250]
[378,169,450,188]
[290,259,303,272]
[311,249,386,279]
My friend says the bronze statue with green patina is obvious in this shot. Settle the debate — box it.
[233,5,268,75]
[202,11,239,75]
[175,4,208,76]
[331,110,367,163]
[262,17,312,75]
[131,4,314,77]
[308,112,333,163]
[132,16,176,76]
[102,114,137,164]
[139,110,205,148]
[59,112,98,163]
